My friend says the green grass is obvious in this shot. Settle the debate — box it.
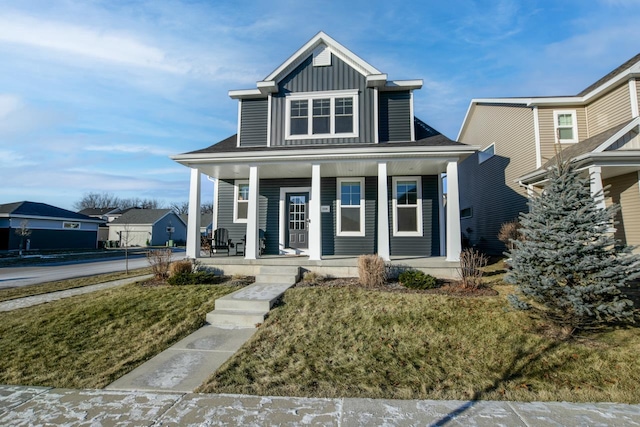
[0,280,241,389]
[198,285,640,403]
[0,268,153,303]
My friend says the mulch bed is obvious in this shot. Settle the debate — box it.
[295,277,498,297]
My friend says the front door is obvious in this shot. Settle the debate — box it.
[287,193,309,250]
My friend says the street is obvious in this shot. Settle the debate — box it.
[0,250,186,289]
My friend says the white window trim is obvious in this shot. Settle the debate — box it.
[553,110,579,144]
[233,180,249,223]
[285,89,359,140]
[478,143,495,164]
[392,176,423,237]
[336,177,365,237]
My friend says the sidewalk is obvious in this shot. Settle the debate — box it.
[1,385,640,426]
[0,275,153,312]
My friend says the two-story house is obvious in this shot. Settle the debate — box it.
[172,32,477,274]
[458,54,640,253]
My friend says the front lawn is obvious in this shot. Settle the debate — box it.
[199,284,640,403]
[0,280,242,389]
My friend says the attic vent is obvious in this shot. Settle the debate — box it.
[313,45,332,67]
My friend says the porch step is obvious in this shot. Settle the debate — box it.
[208,270,300,328]
[206,309,268,328]
[258,265,301,279]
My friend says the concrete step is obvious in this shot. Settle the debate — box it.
[215,296,271,312]
[207,309,268,328]
[214,282,294,312]
[259,265,300,278]
[255,274,298,285]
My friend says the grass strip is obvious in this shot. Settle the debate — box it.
[0,281,241,389]
[0,268,153,303]
[199,285,640,403]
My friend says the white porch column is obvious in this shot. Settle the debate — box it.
[245,165,260,259]
[186,168,201,259]
[446,161,462,262]
[438,172,445,256]
[377,162,390,261]
[308,163,322,260]
[589,166,606,210]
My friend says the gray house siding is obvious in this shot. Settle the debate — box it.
[379,91,412,142]
[271,55,375,146]
[239,98,269,147]
[217,179,251,248]
[389,175,440,256]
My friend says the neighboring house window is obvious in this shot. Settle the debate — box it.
[554,110,578,143]
[460,207,473,219]
[285,90,358,139]
[63,222,80,229]
[478,144,495,164]
[337,178,365,236]
[234,181,249,223]
[392,177,423,236]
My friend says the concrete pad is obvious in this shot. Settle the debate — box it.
[510,401,640,426]
[107,348,238,393]
[0,388,181,426]
[0,385,50,414]
[171,325,256,351]
[341,398,525,426]
[157,393,341,426]
[222,282,295,302]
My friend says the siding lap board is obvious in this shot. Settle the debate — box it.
[240,98,268,147]
[379,91,411,142]
[586,83,633,137]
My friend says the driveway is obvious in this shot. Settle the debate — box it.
[0,250,185,289]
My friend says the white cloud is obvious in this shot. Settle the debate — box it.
[0,149,37,167]
[0,13,189,74]
[0,94,22,118]
[83,144,175,157]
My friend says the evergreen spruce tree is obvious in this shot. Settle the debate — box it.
[506,161,640,331]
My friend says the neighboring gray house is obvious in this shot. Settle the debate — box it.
[108,209,187,247]
[172,32,477,262]
[0,201,102,251]
[458,53,640,254]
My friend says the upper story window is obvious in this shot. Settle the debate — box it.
[234,181,249,223]
[554,110,578,143]
[285,90,359,139]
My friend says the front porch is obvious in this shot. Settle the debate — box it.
[197,254,460,280]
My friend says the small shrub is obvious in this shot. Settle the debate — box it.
[358,254,386,288]
[146,249,173,280]
[458,248,488,289]
[301,271,324,285]
[498,220,521,251]
[167,271,221,286]
[398,270,437,290]
[170,260,193,276]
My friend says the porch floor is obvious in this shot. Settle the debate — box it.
[197,254,460,280]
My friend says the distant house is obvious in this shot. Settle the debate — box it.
[108,209,187,247]
[0,201,102,251]
[458,53,640,253]
[180,214,214,236]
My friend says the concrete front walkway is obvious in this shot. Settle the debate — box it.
[2,385,640,426]
[0,275,153,312]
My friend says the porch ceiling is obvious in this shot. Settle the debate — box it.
[194,158,450,180]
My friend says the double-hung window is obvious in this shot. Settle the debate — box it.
[554,110,578,143]
[286,90,358,139]
[234,181,249,223]
[392,177,423,236]
[337,178,365,236]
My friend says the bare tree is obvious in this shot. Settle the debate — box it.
[118,223,134,274]
[15,220,32,257]
[74,192,120,210]
[170,201,190,215]
[201,202,214,214]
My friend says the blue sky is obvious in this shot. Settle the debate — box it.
[1,0,639,211]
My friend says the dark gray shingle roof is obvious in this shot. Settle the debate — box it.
[0,201,97,221]
[109,209,175,225]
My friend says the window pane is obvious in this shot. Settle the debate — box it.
[557,114,572,126]
[313,99,330,116]
[558,127,574,140]
[397,207,417,232]
[238,184,249,201]
[335,116,353,133]
[291,117,307,135]
[335,97,352,114]
[237,202,248,220]
[313,116,330,134]
[291,100,308,117]
[341,207,361,232]
[397,181,417,205]
[341,182,361,206]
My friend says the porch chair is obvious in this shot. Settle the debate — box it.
[211,228,233,256]
[239,230,266,256]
